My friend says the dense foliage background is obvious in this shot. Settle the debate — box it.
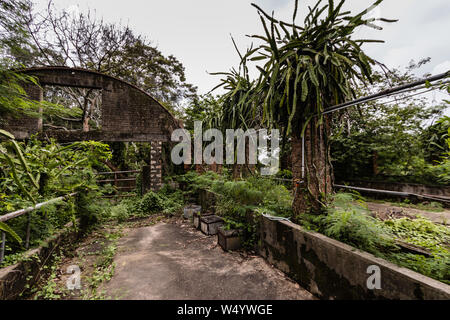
[0,0,448,286]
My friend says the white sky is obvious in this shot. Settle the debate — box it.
[35,0,450,106]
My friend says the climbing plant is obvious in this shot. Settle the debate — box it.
[0,129,112,249]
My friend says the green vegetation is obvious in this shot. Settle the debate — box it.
[191,0,449,284]
[367,198,445,213]
[1,0,449,296]
[299,192,450,284]
[107,185,184,223]
[0,131,113,262]
[210,0,398,214]
[300,193,397,256]
[31,253,63,300]
[176,171,292,248]
[182,170,449,284]
[80,230,121,300]
[331,66,449,186]
[29,226,123,300]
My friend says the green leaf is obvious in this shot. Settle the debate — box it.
[301,75,309,102]
[308,64,320,87]
[0,222,22,244]
[0,129,15,140]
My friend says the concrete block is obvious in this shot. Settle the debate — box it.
[218,227,242,251]
[183,204,201,221]
[200,215,224,236]
[193,211,214,230]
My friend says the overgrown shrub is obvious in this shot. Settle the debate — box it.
[299,192,450,284]
[157,185,184,215]
[138,191,165,213]
[184,172,293,248]
[300,193,398,257]
[110,203,130,222]
[112,184,185,220]
[76,190,100,234]
[0,132,112,257]
[383,217,450,284]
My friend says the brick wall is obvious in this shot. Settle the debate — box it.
[0,67,180,143]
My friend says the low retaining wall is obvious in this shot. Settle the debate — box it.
[0,223,78,300]
[258,216,450,300]
[339,180,450,197]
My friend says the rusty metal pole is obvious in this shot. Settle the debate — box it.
[37,87,44,132]
[0,232,5,265]
[25,212,31,249]
[114,172,118,195]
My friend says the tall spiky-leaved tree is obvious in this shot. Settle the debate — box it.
[247,0,396,215]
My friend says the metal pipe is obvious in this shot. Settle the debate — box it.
[100,194,137,199]
[25,212,31,249]
[301,135,305,179]
[261,178,449,203]
[0,232,5,265]
[334,185,450,204]
[323,72,449,115]
[0,193,77,223]
[96,178,137,183]
[94,170,140,175]
[334,184,410,196]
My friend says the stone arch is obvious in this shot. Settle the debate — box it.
[2,66,183,190]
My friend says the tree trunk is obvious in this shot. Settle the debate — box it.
[280,148,292,171]
[242,139,255,177]
[280,127,291,171]
[82,116,90,132]
[292,116,334,216]
[232,163,241,180]
[372,150,379,176]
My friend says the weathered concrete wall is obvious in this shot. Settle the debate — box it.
[1,67,181,142]
[338,180,450,197]
[0,223,77,300]
[258,216,450,300]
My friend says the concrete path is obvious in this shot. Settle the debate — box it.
[102,219,316,300]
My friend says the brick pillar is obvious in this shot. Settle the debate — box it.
[150,141,162,191]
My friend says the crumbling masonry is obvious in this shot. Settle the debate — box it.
[1,66,181,191]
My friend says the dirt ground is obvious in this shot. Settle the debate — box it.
[101,219,316,300]
[32,216,316,300]
[366,202,450,226]
[28,201,449,300]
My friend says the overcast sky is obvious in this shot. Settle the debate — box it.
[35,0,450,103]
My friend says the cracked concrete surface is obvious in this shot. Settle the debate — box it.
[102,220,316,300]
